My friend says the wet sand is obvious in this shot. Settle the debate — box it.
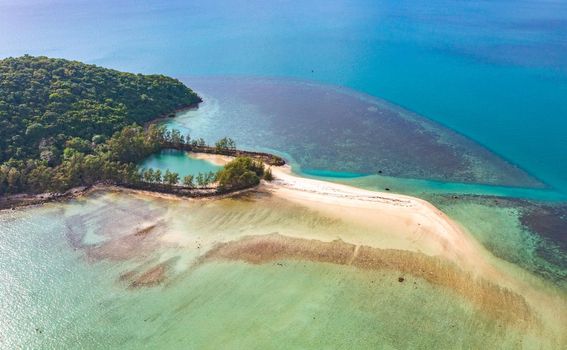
[191,152,567,344]
[54,152,566,345]
[193,153,504,274]
[197,233,531,324]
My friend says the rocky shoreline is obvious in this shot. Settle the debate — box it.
[0,186,91,211]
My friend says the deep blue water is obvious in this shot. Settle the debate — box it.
[1,0,566,193]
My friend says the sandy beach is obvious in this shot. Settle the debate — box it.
[193,153,500,274]
[5,151,564,346]
[191,152,567,342]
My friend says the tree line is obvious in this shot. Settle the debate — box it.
[0,122,272,194]
[138,135,273,190]
[138,168,217,188]
[0,56,274,196]
[0,56,200,181]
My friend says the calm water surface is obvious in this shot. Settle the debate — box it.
[163,78,567,287]
[165,77,565,200]
[139,149,220,179]
[2,0,566,192]
[2,192,564,349]
[1,0,567,348]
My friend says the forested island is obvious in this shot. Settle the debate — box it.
[0,56,280,200]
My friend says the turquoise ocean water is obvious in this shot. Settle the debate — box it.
[1,0,566,193]
[2,1,567,348]
[161,78,567,284]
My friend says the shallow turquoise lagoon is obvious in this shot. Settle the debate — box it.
[2,191,564,349]
[139,149,220,179]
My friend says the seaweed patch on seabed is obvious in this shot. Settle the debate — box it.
[65,219,182,288]
[434,194,567,285]
[196,233,534,326]
[518,201,567,281]
[519,203,567,251]
[451,196,567,253]
[120,257,179,289]
[180,78,544,188]
[65,221,165,262]
[89,227,162,261]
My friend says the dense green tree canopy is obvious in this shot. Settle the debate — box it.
[0,56,273,197]
[0,55,200,164]
[216,157,265,190]
[0,56,201,195]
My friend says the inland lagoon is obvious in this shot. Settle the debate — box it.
[139,150,221,179]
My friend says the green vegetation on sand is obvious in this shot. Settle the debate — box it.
[216,156,269,190]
